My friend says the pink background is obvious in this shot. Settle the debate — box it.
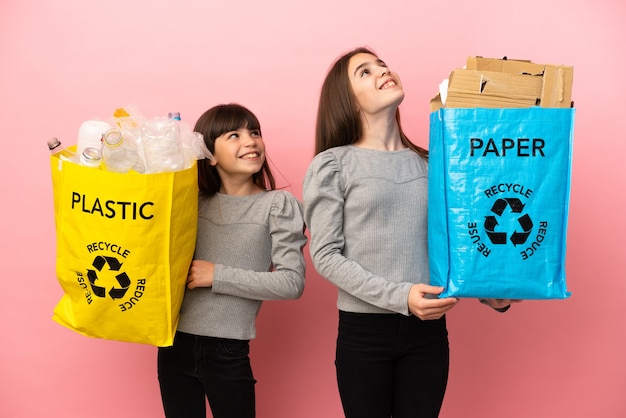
[1,0,625,417]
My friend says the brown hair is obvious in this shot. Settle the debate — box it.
[194,103,275,196]
[315,47,427,159]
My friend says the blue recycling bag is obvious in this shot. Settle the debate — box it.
[428,107,574,299]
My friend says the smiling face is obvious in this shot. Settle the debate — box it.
[210,127,266,184]
[347,52,404,116]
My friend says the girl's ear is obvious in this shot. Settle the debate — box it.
[209,157,218,167]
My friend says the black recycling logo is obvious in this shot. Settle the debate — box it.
[87,255,131,300]
[484,198,533,246]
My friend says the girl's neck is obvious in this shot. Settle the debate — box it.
[219,178,264,196]
[354,110,405,151]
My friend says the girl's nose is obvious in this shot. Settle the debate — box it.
[242,133,256,146]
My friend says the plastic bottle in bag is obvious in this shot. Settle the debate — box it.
[48,138,102,168]
[140,118,185,173]
[76,120,110,158]
[79,147,103,168]
[102,128,139,173]
[48,137,76,162]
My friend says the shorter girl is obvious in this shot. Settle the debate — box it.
[158,103,307,418]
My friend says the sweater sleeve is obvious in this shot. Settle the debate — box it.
[303,151,413,315]
[212,191,307,301]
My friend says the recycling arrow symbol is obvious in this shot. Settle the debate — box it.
[484,198,533,246]
[87,255,131,300]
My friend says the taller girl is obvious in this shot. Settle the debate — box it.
[158,103,307,418]
[303,47,460,417]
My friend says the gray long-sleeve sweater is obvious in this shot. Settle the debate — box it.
[176,190,307,340]
[303,145,429,316]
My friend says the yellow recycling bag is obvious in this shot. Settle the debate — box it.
[50,154,198,346]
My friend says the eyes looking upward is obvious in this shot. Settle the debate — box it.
[353,58,389,78]
[348,53,404,114]
[223,129,262,141]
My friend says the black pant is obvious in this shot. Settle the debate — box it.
[336,311,449,418]
[158,331,256,418]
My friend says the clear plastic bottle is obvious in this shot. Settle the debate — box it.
[168,112,181,121]
[76,120,110,158]
[79,147,103,168]
[48,137,77,162]
[101,128,139,173]
[141,117,184,173]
